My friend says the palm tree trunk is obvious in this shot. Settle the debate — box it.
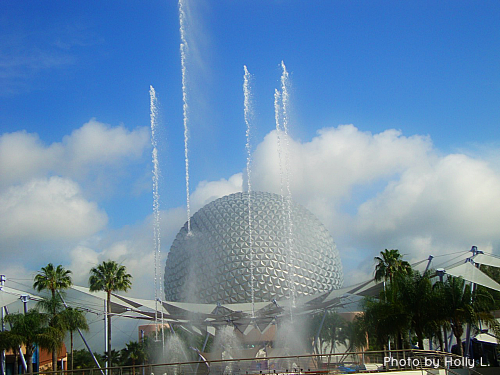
[13,353,18,375]
[107,291,112,367]
[26,350,33,375]
[416,330,424,351]
[454,333,463,357]
[51,289,58,373]
[70,331,74,371]
[452,324,464,357]
[327,339,333,367]
[52,349,57,373]
[437,330,444,351]
[442,325,448,351]
[397,332,403,350]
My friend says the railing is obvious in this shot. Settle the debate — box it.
[31,349,493,375]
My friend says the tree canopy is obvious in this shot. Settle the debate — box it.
[89,260,132,364]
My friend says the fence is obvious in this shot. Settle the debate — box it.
[31,349,490,375]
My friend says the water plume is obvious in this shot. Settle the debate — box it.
[280,61,297,310]
[164,333,190,375]
[213,326,242,374]
[243,65,255,316]
[179,0,191,234]
[150,85,164,345]
[272,317,309,371]
[275,62,296,313]
[274,88,291,311]
[274,88,285,201]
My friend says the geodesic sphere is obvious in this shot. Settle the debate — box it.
[164,191,343,304]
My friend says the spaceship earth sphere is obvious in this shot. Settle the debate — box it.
[164,191,343,304]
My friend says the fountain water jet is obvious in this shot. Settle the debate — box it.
[272,318,309,372]
[178,0,191,234]
[164,333,190,375]
[243,65,256,317]
[280,62,297,311]
[274,62,297,315]
[213,325,242,375]
[150,85,165,347]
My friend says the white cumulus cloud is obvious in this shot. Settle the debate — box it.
[190,173,243,212]
[0,131,62,188]
[249,124,500,280]
[0,176,107,244]
[61,119,149,173]
[252,125,434,228]
[0,119,150,193]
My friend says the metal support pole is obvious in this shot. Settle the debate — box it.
[314,310,327,355]
[436,268,449,352]
[104,300,108,375]
[383,281,391,352]
[4,306,27,373]
[1,306,5,375]
[57,292,104,375]
[201,327,210,353]
[18,298,29,372]
[195,326,212,375]
[140,330,145,375]
[20,295,29,314]
[159,299,165,353]
[18,349,27,374]
[424,255,434,273]
[0,276,4,375]
[465,246,478,357]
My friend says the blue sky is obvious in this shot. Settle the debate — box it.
[2,0,500,307]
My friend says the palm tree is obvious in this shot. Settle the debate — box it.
[36,296,68,372]
[478,264,500,310]
[89,260,132,362]
[309,312,326,355]
[370,250,412,351]
[396,271,438,349]
[435,276,500,356]
[338,316,368,364]
[33,264,72,372]
[61,307,89,370]
[121,341,146,375]
[33,263,72,300]
[321,312,347,354]
[0,331,23,375]
[103,349,121,367]
[362,295,409,350]
[320,312,348,367]
[343,316,368,352]
[71,349,104,369]
[374,249,411,284]
[5,310,49,375]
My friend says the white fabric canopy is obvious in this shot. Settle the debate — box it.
[474,333,498,345]
[472,253,500,268]
[70,285,156,319]
[67,284,351,330]
[0,286,36,308]
[346,278,384,297]
[445,262,500,291]
[0,288,22,308]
